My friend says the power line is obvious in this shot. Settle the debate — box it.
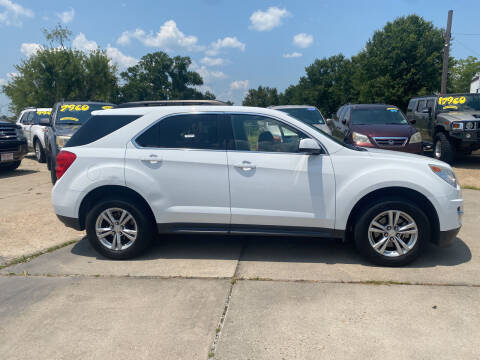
[453,33,480,36]
[452,39,480,58]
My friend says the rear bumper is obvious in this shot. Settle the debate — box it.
[434,227,460,247]
[56,214,83,231]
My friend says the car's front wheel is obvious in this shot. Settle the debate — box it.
[85,198,154,259]
[354,198,429,266]
[34,139,46,163]
[434,133,455,164]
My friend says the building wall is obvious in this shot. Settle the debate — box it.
[471,73,480,93]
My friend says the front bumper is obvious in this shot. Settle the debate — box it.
[0,140,28,163]
[449,130,480,143]
[434,227,460,247]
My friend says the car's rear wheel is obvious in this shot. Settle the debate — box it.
[354,198,429,266]
[86,198,154,259]
[434,133,455,164]
[34,139,46,163]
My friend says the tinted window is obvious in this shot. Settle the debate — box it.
[54,103,115,125]
[351,107,408,125]
[407,100,415,112]
[416,100,426,112]
[426,99,434,111]
[135,114,224,150]
[229,114,307,153]
[33,111,51,125]
[277,107,325,125]
[66,115,141,147]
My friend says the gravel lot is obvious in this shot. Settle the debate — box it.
[1,154,480,359]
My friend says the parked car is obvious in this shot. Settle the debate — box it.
[331,104,422,154]
[42,101,115,184]
[0,119,28,171]
[406,93,480,163]
[16,107,52,163]
[269,105,332,135]
[51,106,462,266]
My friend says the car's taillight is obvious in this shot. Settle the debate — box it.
[56,151,77,179]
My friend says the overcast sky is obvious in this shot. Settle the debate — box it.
[1,0,480,114]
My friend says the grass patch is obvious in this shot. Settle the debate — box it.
[0,239,78,271]
[462,185,480,191]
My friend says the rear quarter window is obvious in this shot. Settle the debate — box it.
[66,115,141,147]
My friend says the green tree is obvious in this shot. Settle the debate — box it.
[352,15,445,110]
[279,54,355,116]
[242,86,279,107]
[2,26,118,114]
[119,52,214,102]
[450,56,480,93]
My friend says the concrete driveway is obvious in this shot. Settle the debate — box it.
[1,157,480,359]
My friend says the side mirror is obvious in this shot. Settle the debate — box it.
[341,119,347,125]
[299,138,322,155]
[39,118,51,126]
[326,118,333,126]
[409,119,417,125]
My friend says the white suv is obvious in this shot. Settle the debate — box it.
[52,106,463,266]
[16,107,52,163]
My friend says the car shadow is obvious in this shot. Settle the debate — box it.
[70,234,471,268]
[0,168,38,179]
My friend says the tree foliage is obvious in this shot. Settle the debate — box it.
[119,52,215,102]
[242,86,279,107]
[244,15,449,115]
[2,25,118,114]
[450,56,480,93]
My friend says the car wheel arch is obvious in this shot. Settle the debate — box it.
[344,186,439,244]
[78,185,156,231]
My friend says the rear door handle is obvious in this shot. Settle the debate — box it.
[141,154,161,164]
[234,161,256,171]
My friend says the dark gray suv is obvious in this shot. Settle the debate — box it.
[406,93,480,163]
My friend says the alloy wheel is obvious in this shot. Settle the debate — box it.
[95,208,138,251]
[367,210,418,257]
[434,140,442,159]
[35,142,41,161]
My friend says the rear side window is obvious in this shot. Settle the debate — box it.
[135,114,224,150]
[66,115,141,147]
[407,100,415,112]
[416,100,426,112]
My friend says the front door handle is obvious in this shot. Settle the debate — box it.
[234,161,256,171]
[141,154,161,164]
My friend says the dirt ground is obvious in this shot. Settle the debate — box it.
[452,151,480,189]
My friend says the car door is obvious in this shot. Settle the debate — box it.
[125,112,231,228]
[425,98,435,143]
[226,113,336,231]
[23,111,35,148]
[414,99,429,143]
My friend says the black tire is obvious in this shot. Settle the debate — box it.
[354,197,430,266]
[434,132,455,164]
[34,139,46,163]
[0,160,21,171]
[50,158,57,184]
[85,197,155,259]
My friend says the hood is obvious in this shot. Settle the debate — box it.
[55,123,82,137]
[0,120,16,126]
[365,147,448,167]
[351,124,416,138]
[438,111,480,121]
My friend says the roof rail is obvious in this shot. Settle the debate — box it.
[117,100,229,108]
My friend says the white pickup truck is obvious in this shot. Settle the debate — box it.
[16,107,51,163]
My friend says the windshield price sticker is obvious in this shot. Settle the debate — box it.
[59,117,79,122]
[102,105,114,110]
[386,107,398,111]
[438,96,466,105]
[37,110,51,115]
[60,104,90,112]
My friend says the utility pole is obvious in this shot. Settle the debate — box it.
[441,10,453,94]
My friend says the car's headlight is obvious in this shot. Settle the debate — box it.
[15,127,26,140]
[56,136,71,148]
[410,132,422,144]
[352,132,371,144]
[429,164,458,188]
[452,122,464,130]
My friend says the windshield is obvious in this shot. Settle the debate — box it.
[351,107,408,125]
[278,107,325,125]
[437,94,480,112]
[55,103,114,125]
[34,110,51,124]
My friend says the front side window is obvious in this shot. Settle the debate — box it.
[229,114,307,153]
[136,114,224,150]
[416,100,426,112]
